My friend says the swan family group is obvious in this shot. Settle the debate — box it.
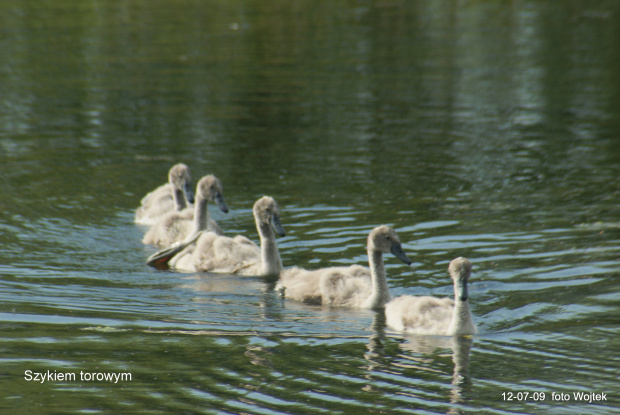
[136,163,476,336]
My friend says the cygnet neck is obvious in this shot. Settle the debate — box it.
[256,220,282,276]
[172,185,188,211]
[364,248,391,309]
[448,298,474,335]
[190,195,210,235]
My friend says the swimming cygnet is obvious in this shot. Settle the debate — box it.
[385,257,476,336]
[142,175,228,247]
[165,196,285,276]
[135,163,195,225]
[276,226,412,308]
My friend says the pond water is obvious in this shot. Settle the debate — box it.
[1,0,619,414]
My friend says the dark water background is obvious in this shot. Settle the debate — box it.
[1,1,619,414]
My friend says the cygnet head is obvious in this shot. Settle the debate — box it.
[448,257,472,302]
[169,163,194,204]
[368,226,412,265]
[253,196,286,237]
[196,175,228,213]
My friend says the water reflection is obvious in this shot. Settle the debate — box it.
[364,312,474,414]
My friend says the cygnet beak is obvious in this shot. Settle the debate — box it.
[271,214,286,237]
[215,193,228,213]
[391,243,412,266]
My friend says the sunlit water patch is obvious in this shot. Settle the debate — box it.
[2,198,619,414]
